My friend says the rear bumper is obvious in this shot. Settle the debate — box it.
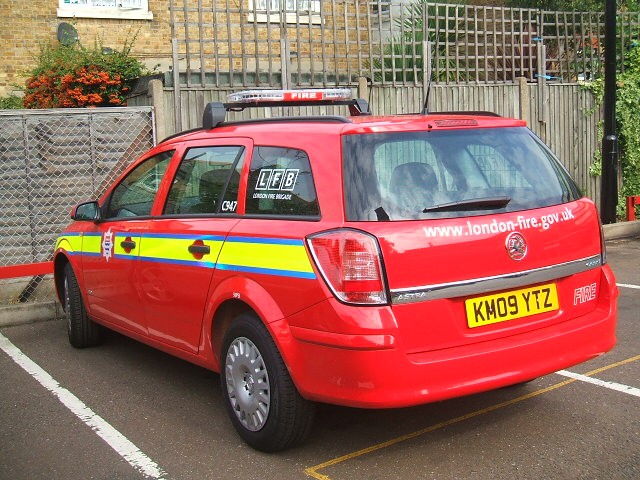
[279,267,618,408]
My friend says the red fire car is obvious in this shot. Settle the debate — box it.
[54,89,617,451]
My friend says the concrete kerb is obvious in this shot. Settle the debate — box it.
[1,221,639,328]
[0,301,62,328]
[602,220,640,241]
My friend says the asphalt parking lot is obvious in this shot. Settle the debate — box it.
[1,237,638,480]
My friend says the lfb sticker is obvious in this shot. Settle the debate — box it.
[255,168,299,191]
[102,227,114,262]
[574,283,597,305]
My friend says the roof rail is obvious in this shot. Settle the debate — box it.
[202,89,371,129]
[158,127,205,144]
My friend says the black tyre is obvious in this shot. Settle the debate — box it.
[220,313,315,452]
[63,263,102,348]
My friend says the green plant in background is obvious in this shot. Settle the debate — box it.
[583,42,640,219]
[616,44,640,217]
[0,95,23,109]
[23,32,148,108]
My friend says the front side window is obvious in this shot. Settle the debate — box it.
[343,127,581,221]
[164,146,245,215]
[104,150,174,219]
[57,0,153,20]
[246,146,319,217]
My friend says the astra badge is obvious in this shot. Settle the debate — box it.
[505,232,527,261]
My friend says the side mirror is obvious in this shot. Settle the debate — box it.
[71,201,101,222]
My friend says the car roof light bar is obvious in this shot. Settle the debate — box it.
[202,89,370,129]
[227,88,353,103]
[227,89,370,116]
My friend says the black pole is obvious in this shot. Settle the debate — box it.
[600,0,618,224]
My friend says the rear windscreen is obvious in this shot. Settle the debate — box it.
[342,127,581,221]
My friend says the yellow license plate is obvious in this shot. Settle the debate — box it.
[465,283,559,328]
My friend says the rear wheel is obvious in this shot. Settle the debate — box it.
[64,263,102,348]
[221,313,315,452]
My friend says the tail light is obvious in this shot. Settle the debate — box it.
[307,229,388,305]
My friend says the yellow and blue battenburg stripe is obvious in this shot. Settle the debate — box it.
[81,232,104,257]
[138,233,224,269]
[217,236,316,279]
[55,232,316,280]
[55,232,102,257]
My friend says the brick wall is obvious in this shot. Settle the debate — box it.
[0,1,172,97]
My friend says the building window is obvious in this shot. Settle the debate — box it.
[57,0,153,20]
[249,0,322,24]
[254,0,320,11]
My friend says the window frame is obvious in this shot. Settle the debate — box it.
[57,0,153,20]
[162,145,246,216]
[248,0,322,25]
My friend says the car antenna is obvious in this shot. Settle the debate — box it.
[421,41,433,115]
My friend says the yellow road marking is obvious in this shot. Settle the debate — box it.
[304,355,640,480]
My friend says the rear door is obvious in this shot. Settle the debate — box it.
[139,140,248,353]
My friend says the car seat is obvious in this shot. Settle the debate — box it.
[389,162,439,213]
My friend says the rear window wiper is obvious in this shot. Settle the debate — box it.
[422,196,511,213]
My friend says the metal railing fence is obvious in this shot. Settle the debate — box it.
[0,107,154,305]
[169,0,640,89]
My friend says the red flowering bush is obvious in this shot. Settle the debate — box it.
[23,38,146,108]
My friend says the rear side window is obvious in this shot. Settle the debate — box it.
[245,146,319,217]
[164,146,244,215]
[343,127,581,221]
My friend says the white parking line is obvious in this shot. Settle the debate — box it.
[617,283,640,289]
[556,370,640,397]
[0,333,167,480]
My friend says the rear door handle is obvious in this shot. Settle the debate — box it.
[188,244,210,255]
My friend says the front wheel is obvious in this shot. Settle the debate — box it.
[63,263,102,348]
[220,313,315,452]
